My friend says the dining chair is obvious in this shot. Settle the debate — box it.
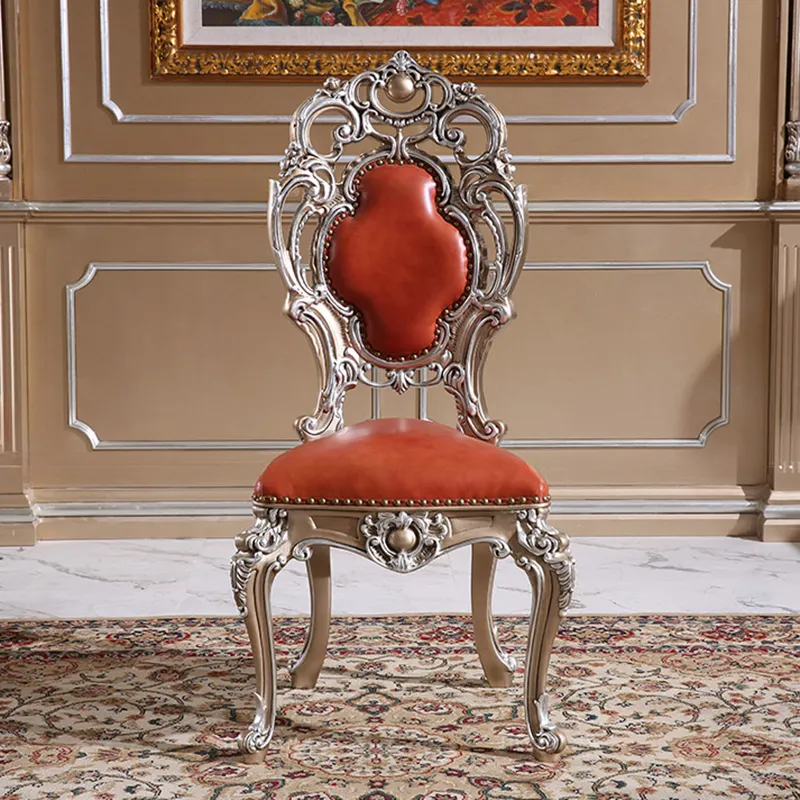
[230,49,575,763]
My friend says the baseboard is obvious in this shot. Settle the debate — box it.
[35,516,241,541]
[760,519,800,542]
[0,485,777,543]
[758,490,800,541]
[0,507,37,545]
[0,522,36,546]
[551,514,757,538]
[32,512,758,541]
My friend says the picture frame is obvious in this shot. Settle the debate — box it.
[149,0,649,81]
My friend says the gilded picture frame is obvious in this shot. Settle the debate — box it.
[149,0,649,81]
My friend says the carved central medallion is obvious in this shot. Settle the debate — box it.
[360,510,451,573]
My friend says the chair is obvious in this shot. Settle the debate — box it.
[230,50,575,763]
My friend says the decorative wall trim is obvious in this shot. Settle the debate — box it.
[0,246,19,454]
[772,244,800,475]
[761,503,800,520]
[0,507,36,524]
[783,0,800,182]
[504,261,732,449]
[0,200,771,225]
[66,260,730,452]
[59,0,738,165]
[66,262,296,451]
[785,121,800,176]
[100,0,698,127]
[29,497,761,520]
[0,122,10,179]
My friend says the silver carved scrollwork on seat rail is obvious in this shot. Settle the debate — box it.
[360,511,451,573]
[268,50,527,445]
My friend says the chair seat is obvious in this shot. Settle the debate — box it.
[254,418,549,508]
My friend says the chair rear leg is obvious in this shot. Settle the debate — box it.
[471,541,516,687]
[291,545,332,689]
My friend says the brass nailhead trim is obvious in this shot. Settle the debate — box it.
[253,493,551,508]
[321,157,475,365]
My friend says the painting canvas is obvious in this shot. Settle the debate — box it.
[150,0,648,80]
[200,0,600,30]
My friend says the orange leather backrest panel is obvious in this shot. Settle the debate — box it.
[326,164,469,359]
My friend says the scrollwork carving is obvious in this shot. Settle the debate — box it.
[360,510,451,573]
[269,51,527,445]
[531,694,567,755]
[238,692,273,755]
[230,508,290,616]
[515,508,575,615]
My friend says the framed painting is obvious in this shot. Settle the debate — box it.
[149,0,648,80]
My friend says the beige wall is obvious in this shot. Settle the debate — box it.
[1,0,799,542]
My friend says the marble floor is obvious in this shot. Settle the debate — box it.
[0,536,798,619]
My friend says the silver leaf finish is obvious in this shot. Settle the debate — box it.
[230,508,289,616]
[516,507,576,615]
[268,50,527,445]
[360,510,451,573]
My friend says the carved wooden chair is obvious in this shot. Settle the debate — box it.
[230,50,575,763]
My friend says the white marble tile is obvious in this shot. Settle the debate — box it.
[0,535,798,619]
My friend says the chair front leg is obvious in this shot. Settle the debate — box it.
[511,507,575,762]
[230,509,291,762]
[471,541,516,687]
[290,545,331,689]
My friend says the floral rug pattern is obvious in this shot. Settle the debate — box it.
[0,614,798,799]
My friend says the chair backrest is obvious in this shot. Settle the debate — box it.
[269,50,528,446]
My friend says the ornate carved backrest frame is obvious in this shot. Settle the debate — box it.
[268,50,528,445]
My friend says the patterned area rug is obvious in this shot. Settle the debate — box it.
[0,615,798,799]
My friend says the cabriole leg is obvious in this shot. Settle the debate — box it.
[230,508,290,762]
[511,507,575,762]
[471,541,516,687]
[291,545,332,689]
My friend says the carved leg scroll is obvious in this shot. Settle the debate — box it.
[471,542,516,687]
[230,508,290,761]
[290,545,332,689]
[511,507,575,762]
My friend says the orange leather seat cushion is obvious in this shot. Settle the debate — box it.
[254,418,548,507]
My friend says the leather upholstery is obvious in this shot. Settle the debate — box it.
[326,164,469,358]
[254,418,549,506]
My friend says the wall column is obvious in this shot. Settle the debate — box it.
[763,0,800,540]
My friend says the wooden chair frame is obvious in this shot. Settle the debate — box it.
[230,50,575,763]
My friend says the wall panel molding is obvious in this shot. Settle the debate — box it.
[66,260,731,452]
[0,245,19,454]
[769,232,800,490]
[100,0,699,127]
[505,260,732,449]
[58,0,739,165]
[0,199,774,225]
[66,261,297,451]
